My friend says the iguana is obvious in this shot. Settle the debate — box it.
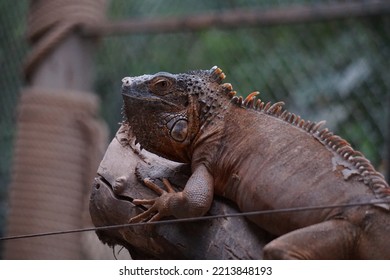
[121,66,390,259]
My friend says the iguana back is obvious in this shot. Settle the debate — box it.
[204,104,384,234]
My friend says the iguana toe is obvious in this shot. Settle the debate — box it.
[129,178,178,223]
[128,205,157,223]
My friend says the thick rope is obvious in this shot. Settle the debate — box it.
[24,0,108,81]
[4,89,107,259]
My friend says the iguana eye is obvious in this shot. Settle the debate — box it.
[151,78,172,94]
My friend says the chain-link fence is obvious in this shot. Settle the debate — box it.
[1,0,389,256]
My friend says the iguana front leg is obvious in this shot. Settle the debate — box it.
[130,165,214,222]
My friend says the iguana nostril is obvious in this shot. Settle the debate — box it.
[122,77,132,86]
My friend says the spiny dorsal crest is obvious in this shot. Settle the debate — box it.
[209,66,390,208]
[209,66,226,84]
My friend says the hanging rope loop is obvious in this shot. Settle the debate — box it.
[24,0,108,80]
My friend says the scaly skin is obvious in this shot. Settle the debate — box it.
[121,66,390,259]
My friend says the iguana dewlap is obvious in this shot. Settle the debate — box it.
[121,66,390,259]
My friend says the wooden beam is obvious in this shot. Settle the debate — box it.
[85,1,390,36]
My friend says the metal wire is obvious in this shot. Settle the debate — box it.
[1,199,389,242]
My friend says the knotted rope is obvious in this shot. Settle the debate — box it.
[24,0,107,81]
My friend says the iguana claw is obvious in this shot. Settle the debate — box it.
[129,178,176,223]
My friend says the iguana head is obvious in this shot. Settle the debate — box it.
[121,66,227,162]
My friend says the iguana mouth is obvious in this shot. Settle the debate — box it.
[122,94,182,111]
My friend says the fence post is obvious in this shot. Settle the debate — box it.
[4,0,110,259]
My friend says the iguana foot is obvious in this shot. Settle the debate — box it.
[129,178,177,223]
